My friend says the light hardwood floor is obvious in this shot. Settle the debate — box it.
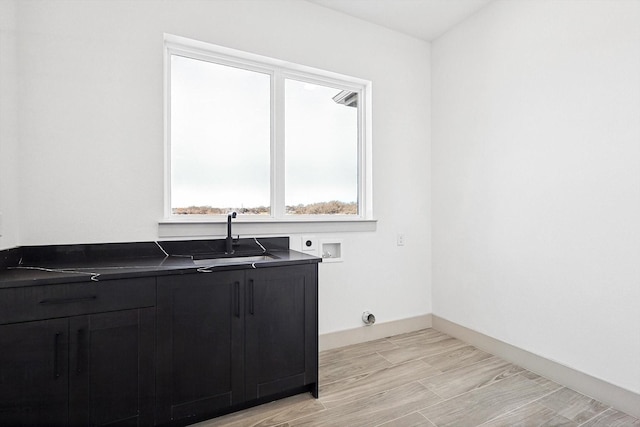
[196,328,640,427]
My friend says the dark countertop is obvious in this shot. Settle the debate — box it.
[0,237,321,288]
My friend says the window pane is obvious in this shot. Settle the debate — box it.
[170,55,271,215]
[284,79,359,215]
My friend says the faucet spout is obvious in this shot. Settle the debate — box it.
[226,211,237,254]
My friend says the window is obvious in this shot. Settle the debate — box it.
[164,35,372,221]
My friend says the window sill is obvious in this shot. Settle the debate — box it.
[158,218,377,239]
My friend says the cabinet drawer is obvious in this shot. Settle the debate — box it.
[0,277,156,325]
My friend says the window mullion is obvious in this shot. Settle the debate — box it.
[272,70,286,219]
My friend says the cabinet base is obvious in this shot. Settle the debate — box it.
[160,384,318,427]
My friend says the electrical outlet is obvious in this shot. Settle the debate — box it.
[396,233,405,246]
[301,236,318,252]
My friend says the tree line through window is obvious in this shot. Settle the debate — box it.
[172,200,358,216]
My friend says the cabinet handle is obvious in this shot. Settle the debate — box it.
[40,295,97,305]
[248,279,254,315]
[54,332,61,379]
[76,328,85,374]
[233,281,240,318]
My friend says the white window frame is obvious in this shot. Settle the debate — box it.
[162,34,373,233]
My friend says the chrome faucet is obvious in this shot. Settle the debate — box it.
[226,211,237,254]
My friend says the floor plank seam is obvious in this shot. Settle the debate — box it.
[271,400,329,426]
[375,344,470,367]
[318,338,397,367]
[372,411,430,427]
[416,365,522,405]
[317,359,408,394]
[375,350,396,365]
[576,411,606,427]
[419,353,502,377]
[419,382,447,402]
[318,377,433,409]
[473,389,564,427]
[573,404,617,427]
[421,412,439,427]
[318,364,392,388]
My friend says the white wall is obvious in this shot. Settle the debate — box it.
[11,0,432,334]
[432,0,640,394]
[0,0,19,250]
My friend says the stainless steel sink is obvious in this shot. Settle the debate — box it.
[192,253,279,266]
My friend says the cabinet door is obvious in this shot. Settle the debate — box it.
[0,318,69,427]
[156,271,245,424]
[245,264,318,400]
[69,309,155,427]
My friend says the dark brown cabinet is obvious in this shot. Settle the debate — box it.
[156,270,244,424]
[156,264,318,425]
[245,265,318,400]
[68,309,156,427]
[0,278,156,427]
[0,318,70,426]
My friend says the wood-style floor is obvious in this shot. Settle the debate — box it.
[196,328,640,427]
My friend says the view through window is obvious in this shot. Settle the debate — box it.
[284,79,359,215]
[171,55,271,215]
[167,38,369,219]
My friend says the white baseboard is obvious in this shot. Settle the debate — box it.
[432,315,640,419]
[319,314,432,352]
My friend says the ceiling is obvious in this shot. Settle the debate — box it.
[307,0,493,41]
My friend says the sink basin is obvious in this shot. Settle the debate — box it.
[192,253,279,266]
